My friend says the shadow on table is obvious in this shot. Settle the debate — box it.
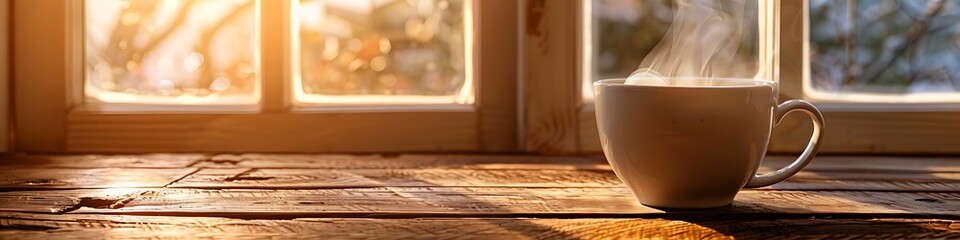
[646,154,960,238]
[673,216,960,238]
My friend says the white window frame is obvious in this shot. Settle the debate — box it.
[524,0,960,154]
[13,0,519,153]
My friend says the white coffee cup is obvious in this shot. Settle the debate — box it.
[594,78,824,208]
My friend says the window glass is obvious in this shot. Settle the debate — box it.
[808,0,960,102]
[584,0,762,101]
[85,0,260,104]
[294,0,473,104]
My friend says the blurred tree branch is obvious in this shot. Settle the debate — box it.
[843,0,857,85]
[856,0,945,86]
[138,1,198,56]
[195,0,256,89]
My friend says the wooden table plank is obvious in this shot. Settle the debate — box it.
[0,154,205,168]
[168,167,960,192]
[0,154,958,238]
[1,188,958,217]
[70,187,656,216]
[195,154,613,170]
[169,168,622,189]
[3,154,956,173]
[765,171,960,192]
[195,154,960,174]
[0,213,957,240]
[761,155,960,173]
[0,168,197,189]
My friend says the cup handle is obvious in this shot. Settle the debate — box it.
[745,99,825,188]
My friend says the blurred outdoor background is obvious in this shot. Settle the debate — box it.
[587,0,759,82]
[87,0,960,103]
[589,0,673,81]
[298,0,467,97]
[591,0,960,95]
[810,0,960,94]
[85,0,258,103]
[85,0,467,104]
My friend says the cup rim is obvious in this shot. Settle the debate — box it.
[594,78,777,89]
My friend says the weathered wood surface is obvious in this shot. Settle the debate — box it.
[0,187,650,215]
[0,154,204,168]
[168,167,960,192]
[195,154,960,173]
[169,168,622,189]
[0,168,196,189]
[1,154,955,173]
[761,155,960,173]
[524,0,582,154]
[0,213,957,240]
[765,171,960,192]
[1,188,958,218]
[6,154,955,173]
[1,154,959,238]
[194,154,612,170]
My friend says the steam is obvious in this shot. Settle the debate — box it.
[626,0,760,86]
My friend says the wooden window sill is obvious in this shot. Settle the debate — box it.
[0,154,958,238]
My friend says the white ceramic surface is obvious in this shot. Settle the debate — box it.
[594,78,824,208]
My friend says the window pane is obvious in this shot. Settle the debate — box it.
[584,0,762,101]
[294,0,473,104]
[808,0,960,102]
[85,0,259,104]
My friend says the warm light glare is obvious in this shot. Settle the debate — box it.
[84,0,261,105]
[293,0,475,105]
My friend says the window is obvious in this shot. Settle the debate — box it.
[19,0,956,154]
[13,0,517,153]
[525,0,960,154]
[581,0,769,101]
[293,0,474,105]
[806,0,960,103]
[85,0,260,105]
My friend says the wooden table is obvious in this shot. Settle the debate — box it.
[0,154,958,239]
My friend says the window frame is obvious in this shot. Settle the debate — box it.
[13,0,519,153]
[524,0,960,154]
[0,0,8,153]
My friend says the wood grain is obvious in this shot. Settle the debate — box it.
[169,168,621,189]
[179,154,960,192]
[66,187,654,216]
[0,154,954,192]
[0,213,957,240]
[524,0,582,153]
[0,154,959,238]
[194,154,611,170]
[761,155,960,173]
[66,112,478,153]
[6,154,957,173]
[581,109,960,155]
[0,154,204,168]
[167,167,960,192]
[0,168,196,189]
[768,111,960,154]
[1,188,958,217]
[764,171,960,192]
[578,109,602,152]
[197,154,960,173]
[477,0,520,152]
